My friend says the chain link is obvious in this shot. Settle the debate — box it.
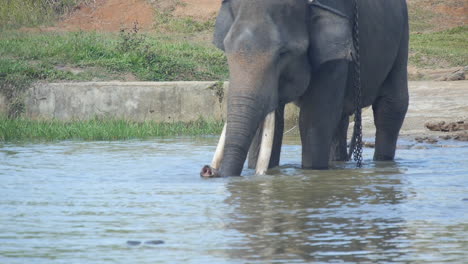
[351,0,363,167]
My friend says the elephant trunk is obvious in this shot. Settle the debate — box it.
[220,51,280,176]
[219,94,266,176]
[199,52,278,177]
[201,109,276,177]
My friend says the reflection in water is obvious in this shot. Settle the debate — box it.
[0,138,467,263]
[225,167,409,262]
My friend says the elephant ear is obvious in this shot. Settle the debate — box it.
[308,1,354,70]
[213,1,234,51]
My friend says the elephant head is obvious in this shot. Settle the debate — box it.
[202,0,354,177]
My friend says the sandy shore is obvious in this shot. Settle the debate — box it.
[359,80,468,141]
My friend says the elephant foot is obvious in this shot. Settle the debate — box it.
[200,165,220,178]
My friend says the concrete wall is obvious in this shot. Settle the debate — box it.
[0,81,300,123]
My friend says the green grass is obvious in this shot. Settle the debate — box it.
[0,117,224,141]
[0,0,91,30]
[1,1,466,141]
[410,26,468,67]
[164,17,215,33]
[0,30,228,116]
[154,9,216,34]
[0,30,228,82]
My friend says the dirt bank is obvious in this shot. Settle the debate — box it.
[42,0,467,32]
[53,0,155,32]
[40,0,221,32]
[407,0,467,32]
[172,0,220,21]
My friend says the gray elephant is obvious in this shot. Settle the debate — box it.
[201,0,409,177]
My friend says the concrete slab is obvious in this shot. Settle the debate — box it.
[1,81,467,140]
[22,81,227,122]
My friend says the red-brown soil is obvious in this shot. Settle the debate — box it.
[38,0,465,32]
[407,0,467,31]
[49,0,156,32]
[173,0,221,21]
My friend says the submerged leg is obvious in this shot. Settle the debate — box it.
[300,60,349,169]
[373,31,409,161]
[330,114,349,162]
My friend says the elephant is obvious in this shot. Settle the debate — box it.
[201,0,409,177]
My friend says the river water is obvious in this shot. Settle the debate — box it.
[1,137,467,263]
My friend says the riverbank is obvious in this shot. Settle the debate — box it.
[1,1,466,122]
[1,0,466,141]
[1,27,465,84]
[360,80,468,143]
[1,80,467,142]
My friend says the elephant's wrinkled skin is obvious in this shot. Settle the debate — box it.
[210,0,409,177]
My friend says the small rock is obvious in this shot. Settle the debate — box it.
[439,135,452,140]
[412,145,428,150]
[437,68,466,81]
[425,121,445,131]
[425,120,468,132]
[397,144,413,150]
[127,240,142,246]
[454,132,468,142]
[439,145,458,148]
[415,136,425,143]
[447,71,465,81]
[144,240,164,245]
[414,136,438,144]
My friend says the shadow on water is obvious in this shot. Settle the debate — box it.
[223,164,410,263]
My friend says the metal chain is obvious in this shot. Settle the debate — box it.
[351,0,363,167]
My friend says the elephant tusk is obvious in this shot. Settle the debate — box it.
[256,111,275,175]
[211,123,227,169]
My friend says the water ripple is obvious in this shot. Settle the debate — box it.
[0,137,467,263]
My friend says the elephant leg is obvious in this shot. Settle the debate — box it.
[372,94,408,160]
[330,114,349,162]
[248,104,285,169]
[300,61,348,169]
[373,41,409,161]
[269,104,285,168]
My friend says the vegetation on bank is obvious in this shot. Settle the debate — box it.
[0,29,227,117]
[0,0,466,141]
[0,29,227,82]
[1,26,465,84]
[0,0,93,30]
[0,117,224,141]
[409,26,468,68]
[153,9,216,34]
